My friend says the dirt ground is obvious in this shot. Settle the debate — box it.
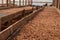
[12,7,60,40]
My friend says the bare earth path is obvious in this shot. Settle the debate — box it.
[12,7,60,40]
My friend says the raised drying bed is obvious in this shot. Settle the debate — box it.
[0,6,33,31]
[0,6,44,40]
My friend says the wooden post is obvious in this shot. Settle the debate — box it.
[57,0,59,9]
[26,0,28,5]
[13,0,15,7]
[28,0,29,5]
[9,0,11,4]
[0,20,1,31]
[58,0,60,9]
[6,0,9,7]
[27,0,28,5]
[2,0,3,6]
[56,0,58,8]
[23,0,24,6]
[53,0,55,6]
[19,0,21,6]
[31,0,32,5]
[25,0,27,6]
[54,0,56,7]
[28,0,30,6]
